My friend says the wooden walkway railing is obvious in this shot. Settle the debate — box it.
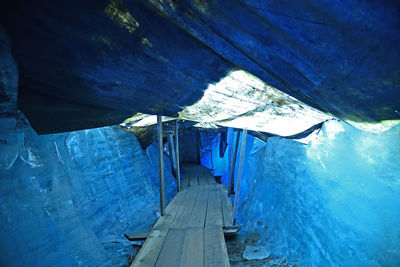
[130,164,233,267]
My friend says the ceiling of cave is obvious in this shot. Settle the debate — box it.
[1,0,399,135]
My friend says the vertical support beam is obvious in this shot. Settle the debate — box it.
[228,129,241,195]
[157,115,165,216]
[168,132,176,178]
[195,131,201,164]
[174,120,181,192]
[227,128,234,195]
[232,129,247,225]
[209,143,214,175]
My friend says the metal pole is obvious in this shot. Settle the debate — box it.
[168,132,176,177]
[227,128,234,195]
[209,142,214,175]
[232,129,247,225]
[157,115,165,216]
[174,120,181,192]
[228,129,241,195]
[195,131,201,164]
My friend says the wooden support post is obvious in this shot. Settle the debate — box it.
[232,129,247,225]
[157,115,166,216]
[195,131,201,164]
[174,120,181,192]
[168,132,177,178]
[228,129,241,195]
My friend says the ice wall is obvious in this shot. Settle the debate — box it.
[0,28,177,266]
[199,131,254,186]
[199,132,229,182]
[237,120,400,266]
[178,130,198,163]
[0,118,177,267]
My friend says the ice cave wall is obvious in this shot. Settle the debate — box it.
[0,28,177,267]
[235,120,400,266]
[0,118,177,267]
[195,120,400,266]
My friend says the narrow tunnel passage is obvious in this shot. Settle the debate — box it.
[0,1,399,266]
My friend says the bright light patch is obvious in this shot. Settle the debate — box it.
[121,114,175,127]
[193,122,221,129]
[294,131,320,145]
[325,121,345,140]
[178,70,333,136]
[345,120,400,133]
[123,71,398,137]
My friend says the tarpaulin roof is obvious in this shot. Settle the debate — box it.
[1,0,399,134]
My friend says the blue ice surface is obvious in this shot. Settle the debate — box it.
[201,120,400,266]
[146,141,178,206]
[199,132,229,181]
[0,115,177,267]
[200,131,254,186]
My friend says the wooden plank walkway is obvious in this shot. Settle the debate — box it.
[131,164,233,267]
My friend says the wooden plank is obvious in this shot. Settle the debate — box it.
[207,168,213,185]
[165,190,186,214]
[187,167,192,188]
[133,165,233,267]
[131,229,168,267]
[223,225,241,236]
[185,185,209,228]
[155,229,186,267]
[205,186,224,227]
[201,167,211,185]
[181,168,190,188]
[194,170,200,186]
[180,228,205,267]
[204,227,230,267]
[125,232,148,241]
[215,184,224,226]
[198,171,206,186]
[189,171,198,187]
[218,184,233,227]
[171,187,199,228]
[154,190,188,230]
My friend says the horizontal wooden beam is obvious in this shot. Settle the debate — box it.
[124,232,149,241]
[125,226,240,242]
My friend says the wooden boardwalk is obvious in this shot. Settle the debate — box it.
[131,164,233,267]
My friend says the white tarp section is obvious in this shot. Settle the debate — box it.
[124,70,399,135]
[178,70,333,136]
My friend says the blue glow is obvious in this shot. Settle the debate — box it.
[0,117,177,266]
[199,121,400,266]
